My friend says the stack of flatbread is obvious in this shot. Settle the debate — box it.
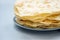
[14,0,60,29]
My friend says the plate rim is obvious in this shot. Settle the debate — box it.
[13,17,60,31]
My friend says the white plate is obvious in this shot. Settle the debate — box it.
[14,17,60,31]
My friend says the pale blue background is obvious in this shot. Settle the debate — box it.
[0,0,60,40]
